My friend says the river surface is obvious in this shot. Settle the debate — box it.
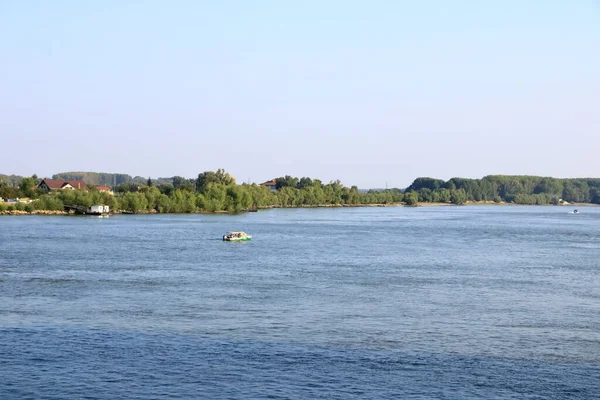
[1,206,599,399]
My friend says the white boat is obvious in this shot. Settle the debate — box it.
[223,232,252,241]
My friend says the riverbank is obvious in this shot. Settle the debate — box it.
[0,210,68,216]
[1,201,597,216]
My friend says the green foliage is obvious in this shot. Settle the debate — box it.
[33,196,64,211]
[0,174,24,188]
[202,183,227,212]
[121,192,147,213]
[52,171,172,187]
[158,183,174,196]
[115,183,138,193]
[296,177,313,189]
[172,176,196,192]
[406,177,445,192]
[0,185,18,200]
[449,189,468,205]
[433,188,451,203]
[513,193,552,205]
[170,190,196,213]
[407,175,600,204]
[404,191,419,205]
[19,175,40,198]
[20,170,600,215]
[196,169,235,193]
[275,175,299,190]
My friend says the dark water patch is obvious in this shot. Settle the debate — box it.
[0,327,598,400]
[26,278,86,284]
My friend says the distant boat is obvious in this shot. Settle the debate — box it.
[223,232,252,241]
[569,209,580,214]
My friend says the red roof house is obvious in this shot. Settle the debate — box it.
[39,179,88,191]
[259,179,277,191]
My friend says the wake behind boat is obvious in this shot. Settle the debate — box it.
[223,232,252,241]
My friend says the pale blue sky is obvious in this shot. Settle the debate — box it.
[1,1,598,188]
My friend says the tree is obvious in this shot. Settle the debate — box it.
[275,175,299,190]
[406,177,445,192]
[450,189,467,205]
[158,183,174,196]
[115,183,139,193]
[203,183,227,212]
[147,177,153,187]
[0,185,17,200]
[418,188,434,202]
[404,191,419,206]
[196,169,235,193]
[122,192,148,213]
[19,175,40,198]
[296,177,313,189]
[173,176,195,192]
[433,188,451,203]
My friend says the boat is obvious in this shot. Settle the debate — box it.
[571,209,579,214]
[223,231,252,241]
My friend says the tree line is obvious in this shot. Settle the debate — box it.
[0,170,404,213]
[2,172,599,214]
[404,175,600,205]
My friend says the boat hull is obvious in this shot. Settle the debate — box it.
[223,237,252,242]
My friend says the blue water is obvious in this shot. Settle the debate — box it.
[1,206,599,399]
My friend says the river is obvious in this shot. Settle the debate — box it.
[1,206,598,399]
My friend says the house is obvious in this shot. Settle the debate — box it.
[38,179,88,191]
[259,179,277,191]
[96,186,114,195]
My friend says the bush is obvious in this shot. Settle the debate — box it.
[24,204,34,213]
[0,204,6,212]
[33,196,64,211]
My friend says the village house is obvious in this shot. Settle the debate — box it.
[95,185,114,195]
[259,179,277,191]
[38,179,88,191]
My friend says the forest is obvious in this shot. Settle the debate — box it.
[1,172,599,214]
[404,175,600,205]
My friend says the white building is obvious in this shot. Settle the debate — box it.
[88,205,110,214]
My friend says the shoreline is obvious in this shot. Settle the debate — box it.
[1,201,597,216]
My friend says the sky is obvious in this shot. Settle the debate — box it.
[0,1,598,188]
